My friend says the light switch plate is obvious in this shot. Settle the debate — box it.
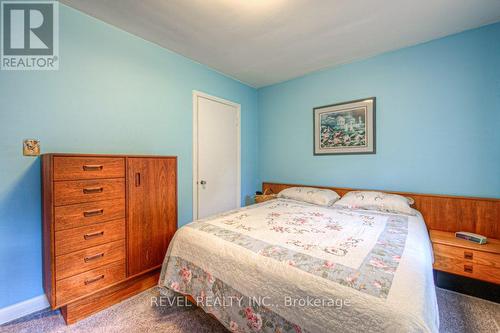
[23,139,40,156]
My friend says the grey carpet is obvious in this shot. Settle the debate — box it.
[1,287,498,333]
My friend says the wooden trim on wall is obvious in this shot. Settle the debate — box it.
[262,182,500,239]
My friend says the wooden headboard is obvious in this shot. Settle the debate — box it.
[262,182,500,239]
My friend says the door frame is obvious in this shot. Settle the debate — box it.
[192,90,241,220]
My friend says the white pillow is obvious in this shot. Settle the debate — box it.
[333,191,416,215]
[278,187,340,206]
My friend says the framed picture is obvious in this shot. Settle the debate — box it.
[313,97,376,155]
[23,139,40,156]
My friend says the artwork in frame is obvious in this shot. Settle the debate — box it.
[313,97,376,155]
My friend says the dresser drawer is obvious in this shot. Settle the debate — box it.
[433,254,500,284]
[433,243,500,269]
[55,219,125,255]
[54,199,125,231]
[54,179,125,206]
[55,240,125,280]
[56,260,125,305]
[54,157,125,181]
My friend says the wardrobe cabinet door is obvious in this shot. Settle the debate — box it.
[127,158,177,276]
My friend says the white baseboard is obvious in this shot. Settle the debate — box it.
[0,294,49,325]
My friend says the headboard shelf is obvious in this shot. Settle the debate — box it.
[262,182,500,239]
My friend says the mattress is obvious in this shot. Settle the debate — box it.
[159,198,439,333]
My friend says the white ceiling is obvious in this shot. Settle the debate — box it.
[61,0,500,88]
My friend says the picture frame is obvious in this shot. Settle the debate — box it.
[23,139,40,156]
[313,97,376,155]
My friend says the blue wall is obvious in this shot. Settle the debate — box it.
[0,5,258,308]
[1,4,499,313]
[258,23,500,198]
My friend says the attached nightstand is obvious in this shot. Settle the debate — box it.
[430,230,500,285]
[254,191,277,204]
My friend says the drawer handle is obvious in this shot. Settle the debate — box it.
[84,274,104,285]
[83,165,103,171]
[83,187,103,194]
[84,231,104,240]
[83,209,104,217]
[84,252,104,263]
[464,251,473,260]
[464,264,473,273]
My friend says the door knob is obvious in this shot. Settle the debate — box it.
[200,180,207,185]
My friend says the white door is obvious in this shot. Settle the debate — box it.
[194,92,240,219]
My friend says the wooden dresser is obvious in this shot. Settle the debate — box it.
[42,154,177,323]
[430,230,500,285]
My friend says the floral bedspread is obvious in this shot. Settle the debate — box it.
[159,199,439,333]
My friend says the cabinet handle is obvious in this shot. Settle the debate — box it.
[83,165,103,171]
[464,264,473,273]
[84,231,104,240]
[84,253,104,263]
[135,173,141,187]
[83,187,103,194]
[84,274,104,285]
[464,251,473,260]
[83,209,104,217]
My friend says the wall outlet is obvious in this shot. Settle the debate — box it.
[23,139,40,156]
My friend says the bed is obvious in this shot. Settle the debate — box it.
[159,197,439,333]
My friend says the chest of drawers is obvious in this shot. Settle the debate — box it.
[42,154,177,323]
